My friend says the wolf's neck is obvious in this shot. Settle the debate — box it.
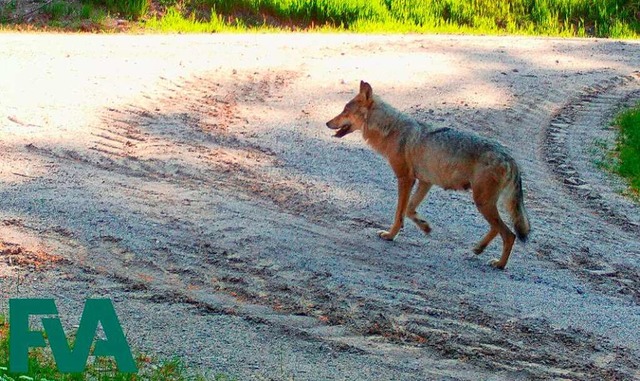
[365,97,423,137]
[361,98,404,155]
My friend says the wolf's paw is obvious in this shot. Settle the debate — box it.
[417,222,432,234]
[473,245,486,255]
[377,230,396,241]
[489,258,506,270]
[409,216,431,235]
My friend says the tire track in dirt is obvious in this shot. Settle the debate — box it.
[87,72,640,378]
[347,71,640,378]
[544,72,640,233]
[412,70,640,306]
[96,70,343,225]
[4,34,640,381]
[9,65,640,379]
[127,73,640,378]
[10,67,387,340]
[542,72,640,305]
[24,70,340,224]
[0,219,68,272]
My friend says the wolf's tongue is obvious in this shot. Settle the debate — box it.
[333,125,351,138]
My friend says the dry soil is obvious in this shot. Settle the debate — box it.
[1,33,639,380]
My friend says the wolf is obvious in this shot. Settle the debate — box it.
[326,81,530,269]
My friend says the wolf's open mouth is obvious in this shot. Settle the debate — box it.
[333,124,352,138]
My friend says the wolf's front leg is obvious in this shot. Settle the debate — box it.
[378,177,414,241]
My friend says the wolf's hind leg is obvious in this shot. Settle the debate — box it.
[472,178,515,269]
[473,228,498,254]
[407,180,432,234]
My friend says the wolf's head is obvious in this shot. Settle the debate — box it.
[326,81,374,138]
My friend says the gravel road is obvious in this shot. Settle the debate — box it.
[1,33,639,380]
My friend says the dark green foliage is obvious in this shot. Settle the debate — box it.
[614,103,640,193]
[44,0,78,21]
[83,0,150,20]
[0,0,16,23]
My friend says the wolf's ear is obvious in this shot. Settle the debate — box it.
[359,81,372,101]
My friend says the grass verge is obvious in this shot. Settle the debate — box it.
[143,0,640,36]
[0,314,232,381]
[1,0,639,37]
[613,101,640,196]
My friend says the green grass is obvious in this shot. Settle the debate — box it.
[1,0,639,36]
[43,1,78,22]
[144,7,242,32]
[84,0,150,20]
[149,0,640,37]
[0,0,16,23]
[613,102,640,195]
[0,314,231,381]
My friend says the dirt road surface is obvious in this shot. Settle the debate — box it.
[1,33,639,380]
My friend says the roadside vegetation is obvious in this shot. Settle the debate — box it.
[612,102,640,196]
[0,314,231,381]
[1,0,639,37]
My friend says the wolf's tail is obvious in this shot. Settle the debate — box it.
[505,161,530,242]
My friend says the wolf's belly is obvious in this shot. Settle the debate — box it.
[414,162,474,191]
